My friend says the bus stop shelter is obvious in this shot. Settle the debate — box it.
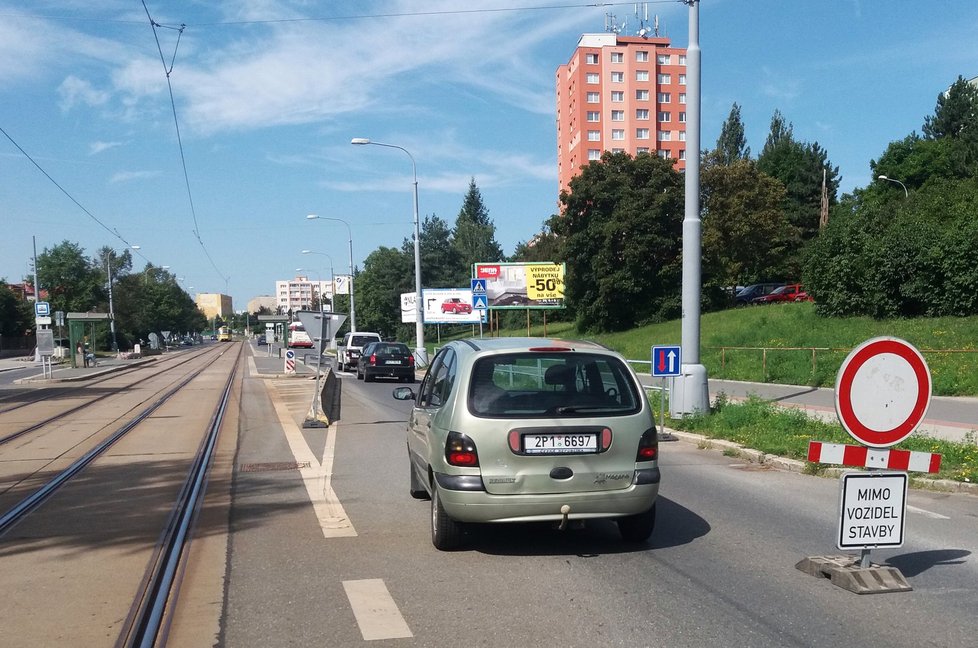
[66,312,111,368]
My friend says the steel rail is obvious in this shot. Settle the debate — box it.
[117,348,240,648]
[0,344,229,446]
[0,346,234,536]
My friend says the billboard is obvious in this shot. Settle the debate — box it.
[473,262,565,309]
[401,289,486,324]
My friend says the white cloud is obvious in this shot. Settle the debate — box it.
[89,140,123,155]
[109,170,160,183]
[58,76,110,110]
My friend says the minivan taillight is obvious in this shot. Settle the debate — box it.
[636,428,658,462]
[369,354,377,365]
[446,431,479,467]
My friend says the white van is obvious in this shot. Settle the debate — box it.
[336,331,382,371]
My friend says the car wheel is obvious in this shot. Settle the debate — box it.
[409,462,429,500]
[617,503,656,543]
[364,372,374,382]
[431,485,463,551]
[356,368,363,380]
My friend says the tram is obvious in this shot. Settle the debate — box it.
[217,326,232,342]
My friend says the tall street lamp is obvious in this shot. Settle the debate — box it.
[301,250,336,312]
[351,137,426,364]
[878,174,908,197]
[305,215,357,332]
[104,251,118,353]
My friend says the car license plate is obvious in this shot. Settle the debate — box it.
[385,360,402,365]
[523,433,597,454]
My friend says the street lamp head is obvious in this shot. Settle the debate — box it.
[131,245,141,250]
[301,249,312,254]
[351,138,371,145]
[878,174,888,180]
[306,214,319,220]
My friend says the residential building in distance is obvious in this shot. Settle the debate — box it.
[556,31,688,197]
[275,276,333,314]
[247,295,277,314]
[195,293,233,321]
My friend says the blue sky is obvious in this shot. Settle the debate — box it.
[3,1,976,309]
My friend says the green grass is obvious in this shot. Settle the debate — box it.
[458,302,978,396]
[664,396,978,485]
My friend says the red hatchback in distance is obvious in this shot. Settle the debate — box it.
[751,283,809,304]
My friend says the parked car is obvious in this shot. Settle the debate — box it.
[794,289,814,302]
[357,341,416,382]
[257,335,267,346]
[751,283,806,304]
[441,297,472,314]
[734,283,784,306]
[392,337,660,550]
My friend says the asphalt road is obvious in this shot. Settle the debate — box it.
[219,361,978,647]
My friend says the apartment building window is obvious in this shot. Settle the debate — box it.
[587,111,600,122]
[637,147,650,154]
[636,128,650,139]
[588,149,601,160]
[611,110,624,121]
[611,90,624,102]
[586,73,599,84]
[611,52,623,63]
[658,150,672,159]
[679,74,687,85]
[636,51,649,62]
[612,129,625,140]
[657,92,671,103]
[588,130,600,141]
[658,111,671,122]
[586,53,599,64]
[586,91,600,103]
[657,74,671,84]
[679,112,687,123]
[679,55,687,65]
[611,71,624,83]
[636,89,649,101]
[679,93,687,104]
[636,109,649,120]
[657,54,671,65]
[636,70,649,82]
[679,149,687,160]
[679,131,686,142]
[658,131,672,141]
[612,148,625,153]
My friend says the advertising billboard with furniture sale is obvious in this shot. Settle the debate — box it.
[473,262,565,310]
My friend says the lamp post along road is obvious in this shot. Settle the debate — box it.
[878,174,908,197]
[351,137,426,364]
[305,215,356,332]
[301,250,336,312]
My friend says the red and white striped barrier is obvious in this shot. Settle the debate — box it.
[807,441,942,473]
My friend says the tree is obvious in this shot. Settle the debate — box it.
[409,214,462,289]
[451,178,503,284]
[0,281,33,337]
[555,151,684,332]
[701,159,793,293]
[35,241,104,314]
[354,246,414,339]
[712,102,751,165]
[922,75,978,141]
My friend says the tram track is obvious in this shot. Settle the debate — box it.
[0,343,243,647]
[0,344,229,446]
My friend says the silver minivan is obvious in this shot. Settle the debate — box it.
[393,337,660,550]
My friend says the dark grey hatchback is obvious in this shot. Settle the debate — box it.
[357,342,416,382]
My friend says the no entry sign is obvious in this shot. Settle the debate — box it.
[834,337,931,448]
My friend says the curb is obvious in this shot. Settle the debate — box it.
[666,429,978,496]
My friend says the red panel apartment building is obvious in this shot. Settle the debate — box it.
[556,33,688,197]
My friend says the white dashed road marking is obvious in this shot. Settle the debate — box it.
[343,579,413,641]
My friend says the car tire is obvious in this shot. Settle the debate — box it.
[364,372,373,382]
[409,462,430,500]
[431,486,463,551]
[617,503,656,543]
[357,368,363,380]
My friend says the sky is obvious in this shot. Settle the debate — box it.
[3,1,977,309]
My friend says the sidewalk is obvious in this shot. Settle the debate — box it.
[2,353,156,383]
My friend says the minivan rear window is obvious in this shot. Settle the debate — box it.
[350,335,380,346]
[468,353,641,417]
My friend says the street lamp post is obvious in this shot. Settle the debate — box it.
[301,250,336,312]
[351,137,426,364]
[105,253,118,353]
[306,215,356,332]
[878,174,908,197]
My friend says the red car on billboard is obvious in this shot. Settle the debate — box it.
[441,297,473,314]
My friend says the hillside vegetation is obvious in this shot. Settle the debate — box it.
[475,301,978,397]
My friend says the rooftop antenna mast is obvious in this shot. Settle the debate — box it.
[635,3,654,38]
[605,12,625,34]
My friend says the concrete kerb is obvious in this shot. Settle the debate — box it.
[13,357,157,384]
[666,428,978,497]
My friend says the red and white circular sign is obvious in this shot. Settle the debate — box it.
[834,337,931,448]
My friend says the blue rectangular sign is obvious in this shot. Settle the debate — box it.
[471,278,487,294]
[651,345,682,377]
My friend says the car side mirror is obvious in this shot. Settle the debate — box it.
[392,387,416,401]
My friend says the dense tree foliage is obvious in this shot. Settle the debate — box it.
[451,178,503,285]
[711,103,751,166]
[354,246,414,339]
[554,151,684,332]
[0,282,33,338]
[701,159,792,294]
[36,241,105,315]
[922,76,978,141]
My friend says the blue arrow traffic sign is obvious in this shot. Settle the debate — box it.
[471,278,487,294]
[651,345,682,377]
[472,294,489,310]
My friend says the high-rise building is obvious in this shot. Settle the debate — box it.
[275,276,333,314]
[195,293,232,321]
[556,33,688,197]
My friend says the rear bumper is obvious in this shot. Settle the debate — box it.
[434,471,659,523]
[365,366,415,379]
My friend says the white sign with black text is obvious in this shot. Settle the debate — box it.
[837,471,907,550]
